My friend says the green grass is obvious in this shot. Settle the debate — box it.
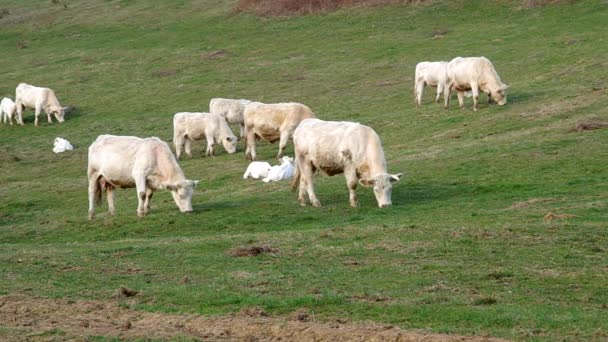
[1,0,607,340]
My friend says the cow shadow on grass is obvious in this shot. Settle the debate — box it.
[391,181,466,208]
[15,106,85,125]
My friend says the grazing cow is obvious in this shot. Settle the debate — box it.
[209,98,252,139]
[87,135,198,219]
[263,156,294,183]
[15,83,67,126]
[0,97,16,125]
[414,61,448,107]
[292,118,402,208]
[445,57,508,111]
[243,161,272,180]
[173,112,237,159]
[244,102,315,161]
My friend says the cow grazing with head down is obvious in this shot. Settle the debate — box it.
[243,102,316,161]
[209,98,252,139]
[173,112,237,159]
[0,97,16,125]
[414,61,448,107]
[15,83,67,126]
[292,118,402,208]
[87,135,199,219]
[444,57,508,111]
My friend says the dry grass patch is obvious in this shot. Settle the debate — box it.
[235,0,430,17]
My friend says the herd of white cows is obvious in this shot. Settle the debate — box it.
[1,57,508,217]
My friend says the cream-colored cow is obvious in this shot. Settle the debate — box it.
[445,57,508,111]
[414,61,448,107]
[0,97,16,125]
[87,135,198,219]
[243,102,315,161]
[173,112,237,159]
[15,83,67,126]
[209,98,252,139]
[292,118,402,208]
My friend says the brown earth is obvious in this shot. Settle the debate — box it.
[0,294,511,341]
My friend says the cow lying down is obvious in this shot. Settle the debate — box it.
[243,156,294,182]
[88,135,198,219]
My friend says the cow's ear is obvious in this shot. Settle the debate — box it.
[502,84,509,90]
[359,178,374,187]
[190,180,200,188]
[390,173,403,183]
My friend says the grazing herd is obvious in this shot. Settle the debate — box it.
[2,56,508,217]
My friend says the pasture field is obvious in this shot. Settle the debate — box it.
[1,0,607,340]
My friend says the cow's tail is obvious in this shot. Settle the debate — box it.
[291,162,300,192]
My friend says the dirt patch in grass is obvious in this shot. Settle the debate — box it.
[201,50,227,60]
[227,244,277,257]
[544,212,577,221]
[0,294,510,341]
[568,120,608,133]
[509,198,553,209]
[235,0,430,17]
[152,69,177,77]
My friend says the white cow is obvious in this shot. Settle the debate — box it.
[414,61,448,107]
[209,98,252,139]
[173,112,237,159]
[0,97,16,125]
[445,57,508,111]
[243,161,272,180]
[243,102,316,161]
[263,156,294,183]
[15,83,67,126]
[292,118,402,208]
[87,135,198,219]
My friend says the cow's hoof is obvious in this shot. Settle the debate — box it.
[312,201,321,208]
[88,212,95,220]
[137,211,145,218]
[350,201,359,208]
[299,201,306,207]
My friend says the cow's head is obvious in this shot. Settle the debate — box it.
[359,173,402,208]
[491,85,508,106]
[223,135,237,154]
[53,106,68,123]
[166,180,199,212]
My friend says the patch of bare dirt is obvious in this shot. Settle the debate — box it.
[544,212,577,221]
[568,120,608,133]
[0,295,510,341]
[113,286,140,298]
[152,69,177,77]
[201,50,228,60]
[509,198,553,209]
[228,245,277,257]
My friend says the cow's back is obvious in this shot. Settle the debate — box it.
[88,135,143,182]
[174,112,213,140]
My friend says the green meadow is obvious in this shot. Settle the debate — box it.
[0,0,607,340]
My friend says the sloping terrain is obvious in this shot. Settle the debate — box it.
[0,0,607,340]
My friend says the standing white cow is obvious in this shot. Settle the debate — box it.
[243,102,316,161]
[209,98,252,139]
[444,57,508,111]
[414,61,448,107]
[0,97,16,125]
[15,83,67,126]
[173,112,237,159]
[87,135,198,219]
[292,118,402,208]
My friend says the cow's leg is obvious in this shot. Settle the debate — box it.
[206,135,215,157]
[415,81,424,107]
[471,82,480,111]
[345,167,359,208]
[277,131,290,159]
[457,91,465,109]
[106,186,115,216]
[174,136,183,160]
[245,128,256,161]
[134,176,147,217]
[443,83,452,109]
[143,189,153,214]
[47,111,53,123]
[302,162,320,207]
[436,82,444,104]
[88,175,99,220]
[8,110,14,125]
[184,138,192,159]
[239,123,245,140]
[34,103,42,126]
[1,110,5,124]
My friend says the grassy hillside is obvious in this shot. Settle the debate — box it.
[1,0,607,340]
